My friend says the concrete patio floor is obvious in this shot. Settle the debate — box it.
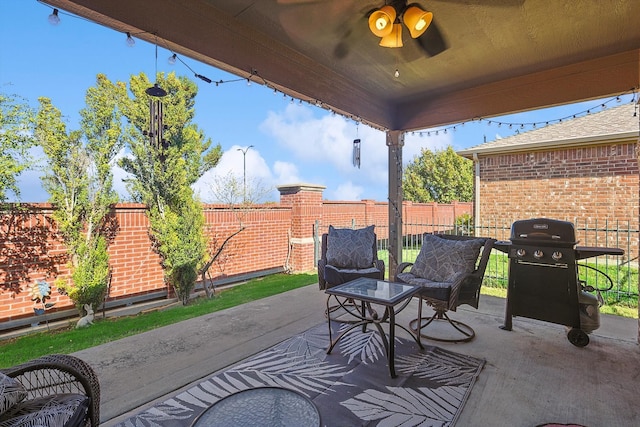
[72,284,639,427]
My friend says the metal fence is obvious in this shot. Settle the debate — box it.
[319,218,639,304]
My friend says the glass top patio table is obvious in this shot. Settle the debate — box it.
[326,277,419,305]
[325,277,422,378]
[191,387,320,427]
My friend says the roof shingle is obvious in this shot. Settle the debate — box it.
[458,103,638,158]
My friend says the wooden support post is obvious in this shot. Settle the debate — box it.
[387,130,404,280]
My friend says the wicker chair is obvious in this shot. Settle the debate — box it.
[395,234,495,343]
[1,354,100,427]
[318,226,385,321]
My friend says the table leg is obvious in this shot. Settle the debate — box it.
[388,308,396,378]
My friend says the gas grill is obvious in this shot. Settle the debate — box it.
[497,218,623,347]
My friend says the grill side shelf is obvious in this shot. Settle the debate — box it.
[575,246,624,260]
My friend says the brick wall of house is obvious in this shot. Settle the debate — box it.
[0,189,471,326]
[477,142,639,252]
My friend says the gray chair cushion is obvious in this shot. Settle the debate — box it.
[325,225,375,269]
[0,393,89,427]
[396,272,453,301]
[324,265,382,288]
[0,373,27,417]
[410,234,483,282]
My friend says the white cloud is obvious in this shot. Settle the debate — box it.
[194,145,276,202]
[259,104,457,200]
[331,182,364,201]
[260,104,390,193]
[273,161,300,183]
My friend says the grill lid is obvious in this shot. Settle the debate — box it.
[510,218,577,245]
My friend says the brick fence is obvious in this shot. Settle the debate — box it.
[0,185,471,328]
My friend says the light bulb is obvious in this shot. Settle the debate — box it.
[125,32,135,47]
[375,17,389,31]
[168,54,177,65]
[48,8,60,25]
[415,18,428,31]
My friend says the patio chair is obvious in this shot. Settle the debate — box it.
[318,225,385,321]
[395,233,495,342]
[0,354,100,427]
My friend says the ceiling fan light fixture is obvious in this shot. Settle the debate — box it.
[379,23,403,48]
[403,6,433,38]
[368,5,396,37]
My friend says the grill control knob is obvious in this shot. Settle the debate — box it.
[533,250,544,259]
[516,248,526,257]
[552,251,563,261]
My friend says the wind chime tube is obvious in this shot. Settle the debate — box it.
[159,101,163,148]
[148,99,155,147]
[353,139,361,168]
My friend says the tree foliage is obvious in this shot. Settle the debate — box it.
[402,145,473,203]
[118,72,222,304]
[209,171,273,208]
[35,74,126,313]
[0,93,35,203]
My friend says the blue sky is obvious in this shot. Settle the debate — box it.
[1,1,635,203]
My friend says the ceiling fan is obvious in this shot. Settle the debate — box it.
[368,1,432,48]
[277,0,448,60]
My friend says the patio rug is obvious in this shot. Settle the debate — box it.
[113,321,485,426]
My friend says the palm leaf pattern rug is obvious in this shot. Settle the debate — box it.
[114,321,484,426]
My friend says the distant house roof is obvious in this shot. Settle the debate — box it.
[457,103,639,159]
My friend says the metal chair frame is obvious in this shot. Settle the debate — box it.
[396,234,495,343]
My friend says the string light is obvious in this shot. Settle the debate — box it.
[125,32,135,47]
[48,8,60,25]
[410,88,638,139]
[46,10,634,136]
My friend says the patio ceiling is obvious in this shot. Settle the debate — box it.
[42,0,640,132]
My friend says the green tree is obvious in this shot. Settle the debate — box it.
[118,72,222,304]
[403,145,473,203]
[0,93,35,203]
[35,74,127,316]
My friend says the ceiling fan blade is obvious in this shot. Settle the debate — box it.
[416,19,448,57]
[333,10,375,59]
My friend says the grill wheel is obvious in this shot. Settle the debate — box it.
[567,327,589,347]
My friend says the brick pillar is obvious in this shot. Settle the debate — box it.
[278,184,325,272]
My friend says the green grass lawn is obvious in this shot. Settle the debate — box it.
[3,261,636,369]
[380,249,638,319]
[0,273,318,368]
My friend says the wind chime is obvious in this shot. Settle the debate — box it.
[143,39,169,161]
[143,98,168,148]
[352,123,361,168]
